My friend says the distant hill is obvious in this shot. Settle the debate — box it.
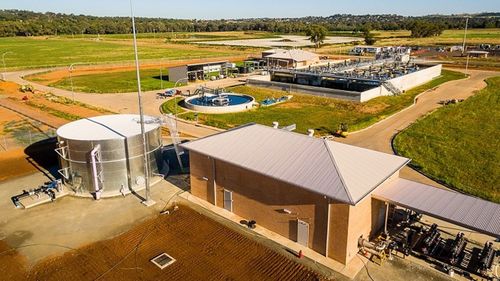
[0,9,498,37]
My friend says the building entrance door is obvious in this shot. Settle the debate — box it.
[223,189,233,212]
[297,219,309,247]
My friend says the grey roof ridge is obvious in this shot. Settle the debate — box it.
[350,158,411,205]
[322,138,354,205]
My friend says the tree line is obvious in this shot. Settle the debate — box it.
[0,9,498,38]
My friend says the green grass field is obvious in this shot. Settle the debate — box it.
[46,68,179,93]
[394,76,500,203]
[0,37,242,69]
[162,70,464,134]
[92,31,279,42]
[2,29,499,70]
[316,28,500,57]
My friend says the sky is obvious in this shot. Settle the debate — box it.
[0,0,499,19]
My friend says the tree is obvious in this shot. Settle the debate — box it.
[409,20,445,38]
[306,25,327,50]
[362,28,377,45]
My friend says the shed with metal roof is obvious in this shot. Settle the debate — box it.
[181,123,500,267]
[181,124,407,265]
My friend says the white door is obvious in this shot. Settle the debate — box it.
[223,189,233,212]
[297,219,309,247]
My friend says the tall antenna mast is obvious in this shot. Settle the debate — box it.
[130,0,155,207]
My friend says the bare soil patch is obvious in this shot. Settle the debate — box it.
[26,205,325,281]
[0,81,110,181]
[0,241,28,280]
[0,148,39,182]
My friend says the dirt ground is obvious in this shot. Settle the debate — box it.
[8,205,324,281]
[0,81,112,181]
[0,149,40,182]
[28,55,248,85]
[0,240,28,280]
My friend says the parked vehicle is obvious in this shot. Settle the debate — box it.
[157,89,177,99]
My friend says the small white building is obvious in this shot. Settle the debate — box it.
[263,49,320,68]
[467,50,489,58]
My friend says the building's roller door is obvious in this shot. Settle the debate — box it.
[373,178,500,239]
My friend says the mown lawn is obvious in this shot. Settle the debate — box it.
[394,76,500,203]
[48,68,181,93]
[161,70,463,134]
[0,37,240,69]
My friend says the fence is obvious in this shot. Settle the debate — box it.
[0,128,57,151]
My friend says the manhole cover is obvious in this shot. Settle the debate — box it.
[150,253,176,269]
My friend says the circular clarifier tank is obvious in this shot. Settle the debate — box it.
[184,93,255,113]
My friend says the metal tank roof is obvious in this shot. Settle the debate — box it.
[373,178,500,238]
[57,114,159,141]
[181,123,409,205]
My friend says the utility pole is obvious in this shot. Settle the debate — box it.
[174,77,188,129]
[461,17,469,56]
[465,54,470,76]
[68,63,79,103]
[130,0,155,207]
[159,57,165,89]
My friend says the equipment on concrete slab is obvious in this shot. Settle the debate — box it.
[11,180,63,208]
[449,232,467,265]
[421,223,440,255]
[478,242,496,275]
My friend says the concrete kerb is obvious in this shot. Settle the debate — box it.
[348,72,470,136]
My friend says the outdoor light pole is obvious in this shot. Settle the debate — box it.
[461,17,469,56]
[465,54,470,76]
[130,0,155,207]
[159,57,165,89]
[2,51,13,81]
[174,77,188,129]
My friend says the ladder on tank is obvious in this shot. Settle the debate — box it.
[163,114,185,171]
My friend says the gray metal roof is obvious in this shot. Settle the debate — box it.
[373,178,500,238]
[181,124,409,205]
[265,49,319,62]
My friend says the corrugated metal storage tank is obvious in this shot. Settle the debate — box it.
[55,114,162,198]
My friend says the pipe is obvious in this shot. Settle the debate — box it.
[90,144,102,200]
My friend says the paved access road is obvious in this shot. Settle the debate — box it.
[6,68,498,183]
[337,69,499,185]
[5,69,242,137]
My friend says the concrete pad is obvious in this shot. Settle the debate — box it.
[0,172,184,265]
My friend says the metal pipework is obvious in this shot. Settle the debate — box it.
[11,180,62,208]
[449,232,467,265]
[358,236,389,264]
[422,223,440,255]
[479,241,495,273]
